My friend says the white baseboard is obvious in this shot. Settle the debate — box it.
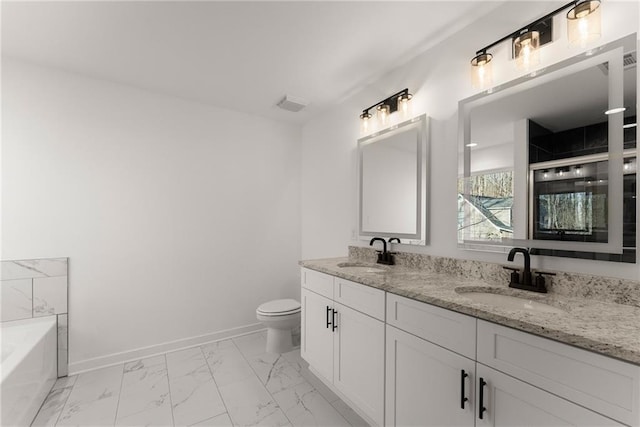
[69,323,264,375]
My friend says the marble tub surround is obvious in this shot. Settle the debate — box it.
[1,257,69,376]
[300,254,640,365]
[348,246,640,306]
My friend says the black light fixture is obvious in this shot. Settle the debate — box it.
[470,0,602,89]
[359,88,413,134]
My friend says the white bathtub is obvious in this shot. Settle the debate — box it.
[1,316,57,427]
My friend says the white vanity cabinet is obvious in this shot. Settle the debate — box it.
[475,364,622,426]
[477,320,637,426]
[385,293,477,427]
[301,266,639,427]
[300,268,385,426]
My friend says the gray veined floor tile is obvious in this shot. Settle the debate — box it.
[201,340,255,387]
[281,349,306,372]
[272,380,351,427]
[31,386,73,426]
[218,375,290,427]
[115,355,173,426]
[166,347,226,426]
[247,352,305,394]
[232,331,268,358]
[56,364,124,426]
[190,412,233,426]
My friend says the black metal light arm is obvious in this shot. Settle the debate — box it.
[475,0,581,55]
[361,88,410,116]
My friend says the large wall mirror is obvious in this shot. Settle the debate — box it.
[358,114,429,245]
[458,34,637,262]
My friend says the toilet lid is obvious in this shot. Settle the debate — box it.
[257,299,301,315]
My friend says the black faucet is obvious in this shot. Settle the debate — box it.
[388,237,401,244]
[370,237,394,265]
[505,247,552,293]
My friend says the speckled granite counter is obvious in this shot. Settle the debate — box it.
[299,255,640,366]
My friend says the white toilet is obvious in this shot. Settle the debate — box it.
[256,299,301,354]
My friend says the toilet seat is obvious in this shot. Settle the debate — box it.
[256,299,301,317]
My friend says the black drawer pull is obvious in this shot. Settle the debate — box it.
[460,370,469,409]
[479,377,487,419]
[332,309,338,331]
[326,306,332,329]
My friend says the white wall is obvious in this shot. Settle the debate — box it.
[2,59,302,371]
[301,1,640,279]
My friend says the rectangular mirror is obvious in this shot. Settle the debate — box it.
[458,34,636,262]
[358,114,429,245]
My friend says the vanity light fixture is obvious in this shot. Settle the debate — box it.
[465,142,478,147]
[471,51,493,89]
[470,0,603,88]
[359,88,413,134]
[623,122,637,129]
[514,29,541,71]
[567,0,602,48]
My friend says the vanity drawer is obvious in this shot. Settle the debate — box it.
[477,320,640,426]
[386,293,476,359]
[301,268,334,299]
[334,278,385,321]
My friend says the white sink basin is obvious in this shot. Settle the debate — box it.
[460,292,566,314]
[336,262,388,273]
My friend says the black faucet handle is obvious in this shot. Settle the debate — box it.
[533,271,554,292]
[503,266,520,285]
[535,271,556,276]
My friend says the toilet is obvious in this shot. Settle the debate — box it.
[256,299,301,354]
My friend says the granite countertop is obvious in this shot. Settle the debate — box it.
[299,257,640,366]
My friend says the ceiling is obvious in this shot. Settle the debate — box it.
[2,1,496,125]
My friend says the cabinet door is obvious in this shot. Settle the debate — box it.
[476,364,623,427]
[334,303,385,426]
[386,325,475,427]
[301,288,334,382]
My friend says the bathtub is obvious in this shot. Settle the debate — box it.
[1,316,57,427]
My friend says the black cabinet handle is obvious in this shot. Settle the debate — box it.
[332,309,338,331]
[326,306,332,329]
[479,377,487,420]
[460,370,469,409]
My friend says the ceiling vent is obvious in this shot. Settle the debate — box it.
[598,51,636,75]
[276,95,309,112]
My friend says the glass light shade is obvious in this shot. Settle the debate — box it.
[397,93,413,120]
[360,111,373,135]
[514,30,540,71]
[567,0,601,48]
[471,52,493,89]
[377,104,391,127]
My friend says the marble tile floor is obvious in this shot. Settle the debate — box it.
[31,330,369,427]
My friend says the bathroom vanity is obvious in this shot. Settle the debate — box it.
[299,253,640,427]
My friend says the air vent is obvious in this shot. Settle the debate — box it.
[598,51,636,75]
[276,95,309,112]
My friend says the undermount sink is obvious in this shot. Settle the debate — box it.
[456,289,567,314]
[336,262,389,274]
